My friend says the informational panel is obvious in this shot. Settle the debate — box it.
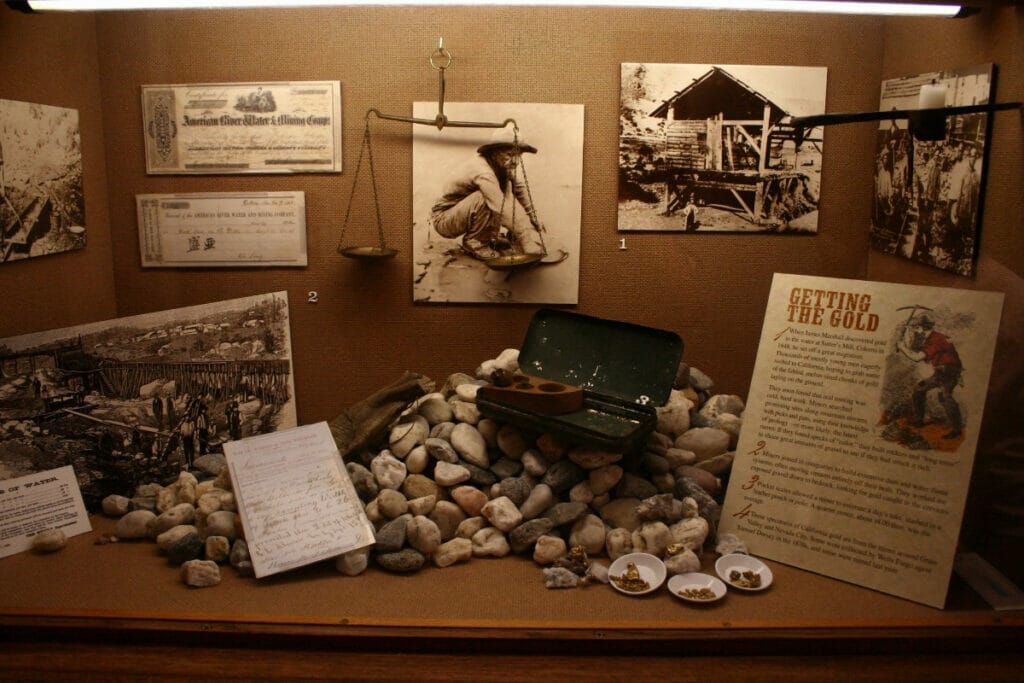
[136,192,307,267]
[225,422,375,579]
[141,81,342,174]
[720,273,1003,608]
[0,466,91,559]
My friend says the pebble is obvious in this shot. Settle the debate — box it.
[114,509,156,539]
[405,445,430,474]
[229,539,251,569]
[433,537,473,568]
[460,460,497,488]
[389,416,429,458]
[450,485,488,517]
[424,437,459,463]
[203,510,239,541]
[521,449,548,477]
[376,548,425,573]
[455,516,488,540]
[454,383,480,403]
[674,427,730,463]
[656,389,694,438]
[631,521,672,557]
[434,461,471,487]
[480,496,523,532]
[695,451,735,478]
[496,424,528,459]
[568,514,606,556]
[543,566,580,589]
[698,393,745,420]
[490,457,523,481]
[430,421,455,441]
[636,493,683,523]
[533,534,567,564]
[588,464,623,496]
[336,546,370,576]
[31,529,66,553]
[375,514,411,553]
[376,488,409,518]
[450,423,488,468]
[402,474,442,501]
[418,394,454,425]
[346,462,379,502]
[676,465,721,495]
[496,475,531,506]
[471,527,510,557]
[543,501,588,527]
[156,524,199,552]
[428,501,466,541]
[450,398,481,425]
[193,453,227,476]
[663,447,697,469]
[536,433,569,461]
[615,473,658,500]
[371,451,408,490]
[519,483,555,520]
[605,528,633,560]
[181,559,221,587]
[406,515,442,555]
[598,498,642,531]
[476,418,500,447]
[569,480,594,505]
[664,547,701,575]
[407,494,437,516]
[205,535,230,563]
[568,448,622,470]
[541,459,584,493]
[101,495,132,517]
[508,518,555,554]
[167,532,204,565]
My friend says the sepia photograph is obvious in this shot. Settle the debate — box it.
[869,64,993,277]
[0,98,85,263]
[0,292,296,509]
[412,102,583,304]
[619,63,827,233]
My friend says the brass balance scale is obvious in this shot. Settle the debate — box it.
[336,40,548,271]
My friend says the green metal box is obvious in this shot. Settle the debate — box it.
[477,309,683,452]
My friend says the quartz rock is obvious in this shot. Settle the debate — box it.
[669,516,710,551]
[335,546,370,576]
[181,559,221,587]
[406,515,442,555]
[533,534,567,565]
[698,394,745,421]
[664,547,701,575]
[715,532,748,556]
[631,521,672,557]
[471,527,510,557]
[675,477,722,531]
[636,493,683,523]
[569,514,606,556]
[543,566,580,589]
[605,527,633,560]
[31,529,66,553]
[371,451,407,490]
[433,537,473,568]
[376,548,425,573]
[450,423,488,468]
[656,390,694,438]
[587,561,610,584]
[481,496,522,532]
[101,495,132,517]
[450,485,488,517]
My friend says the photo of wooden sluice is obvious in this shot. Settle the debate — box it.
[1,194,52,261]
[649,66,820,226]
[100,359,292,405]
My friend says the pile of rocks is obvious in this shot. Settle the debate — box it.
[97,348,745,589]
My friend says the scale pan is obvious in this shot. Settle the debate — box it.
[483,253,542,271]
[339,246,398,260]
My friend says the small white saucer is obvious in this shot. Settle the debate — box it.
[715,553,773,591]
[667,572,727,603]
[608,552,667,596]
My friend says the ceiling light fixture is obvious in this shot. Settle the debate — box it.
[13,0,977,18]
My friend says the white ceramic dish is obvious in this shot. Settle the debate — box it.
[667,572,727,603]
[608,552,667,596]
[715,553,773,591]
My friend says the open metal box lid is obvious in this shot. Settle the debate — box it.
[517,308,683,408]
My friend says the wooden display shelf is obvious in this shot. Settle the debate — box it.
[1,515,1022,681]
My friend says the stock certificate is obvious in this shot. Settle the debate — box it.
[142,81,342,174]
[136,192,307,267]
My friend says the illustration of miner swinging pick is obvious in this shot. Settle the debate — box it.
[895,306,964,441]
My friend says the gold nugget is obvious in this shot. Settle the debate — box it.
[728,569,762,589]
[611,562,650,593]
[678,587,717,600]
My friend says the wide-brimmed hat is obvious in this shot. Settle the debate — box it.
[477,127,537,155]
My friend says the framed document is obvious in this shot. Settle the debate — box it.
[0,466,91,559]
[142,81,342,174]
[136,192,307,267]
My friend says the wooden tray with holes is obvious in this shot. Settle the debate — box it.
[476,373,584,415]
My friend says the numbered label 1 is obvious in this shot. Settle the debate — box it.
[619,238,627,250]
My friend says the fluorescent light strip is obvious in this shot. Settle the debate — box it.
[25,0,967,18]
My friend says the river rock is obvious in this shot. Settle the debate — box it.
[490,457,523,481]
[335,546,370,576]
[481,496,522,532]
[636,493,683,523]
[496,475,531,506]
[450,398,481,425]
[205,535,230,563]
[676,465,721,495]
[508,518,555,554]
[181,559,221,587]
[569,480,594,505]
[454,382,480,403]
[407,494,437,516]
[632,521,672,557]
[476,418,500,447]
[428,501,466,541]
[664,447,697,469]
[536,433,570,461]
[156,524,199,552]
[455,516,488,540]
[203,510,239,541]
[193,453,227,476]
[430,421,455,441]
[450,423,488,467]
[669,516,710,551]
[434,461,471,487]
[664,547,701,575]
[405,445,430,474]
[543,501,588,528]
[196,492,223,517]
[406,515,442,555]
[433,537,473,567]
[615,473,658,500]
[533,534,567,564]
[589,464,623,496]
[31,529,66,553]
[568,448,622,470]
[516,482,554,521]
[402,474,442,501]
[460,461,497,488]
[371,451,407,490]
[541,459,584,493]
[598,497,642,531]
[377,548,425,573]
[346,463,378,502]
[229,539,251,569]
[148,503,196,538]
[656,390,694,438]
[451,485,488,517]
[167,531,204,565]
[674,427,730,463]
[418,394,454,425]
[496,424,528,459]
[471,527,510,557]
[424,437,459,464]
[374,514,412,553]
[101,495,132,517]
[521,449,548,477]
[695,451,734,478]
[376,488,409,518]
[568,514,607,556]
[389,416,429,458]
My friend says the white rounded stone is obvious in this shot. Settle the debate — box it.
[480,496,523,532]
[450,423,489,468]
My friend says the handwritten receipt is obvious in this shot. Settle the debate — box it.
[0,465,91,559]
[224,422,375,579]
